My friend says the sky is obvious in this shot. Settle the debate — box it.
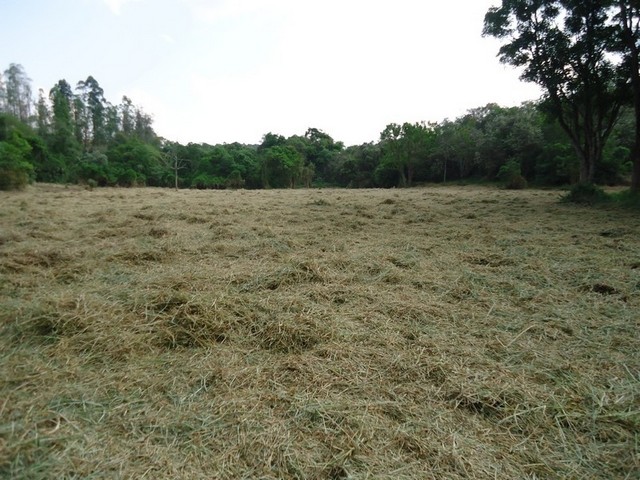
[1,0,542,146]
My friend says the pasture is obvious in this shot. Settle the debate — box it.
[1,184,638,479]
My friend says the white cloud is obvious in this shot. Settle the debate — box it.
[161,33,176,44]
[108,0,543,145]
[180,0,280,23]
[102,0,143,15]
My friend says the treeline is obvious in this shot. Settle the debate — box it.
[0,63,634,191]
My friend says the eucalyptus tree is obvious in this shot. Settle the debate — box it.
[49,80,80,171]
[134,108,156,143]
[120,96,134,135]
[0,74,7,112]
[3,64,32,123]
[77,76,107,147]
[484,0,626,184]
[36,88,50,136]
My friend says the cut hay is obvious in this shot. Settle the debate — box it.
[0,184,638,479]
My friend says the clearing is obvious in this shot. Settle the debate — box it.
[1,184,638,479]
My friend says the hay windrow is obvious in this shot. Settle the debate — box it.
[1,184,639,479]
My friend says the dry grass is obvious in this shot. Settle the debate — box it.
[1,183,638,479]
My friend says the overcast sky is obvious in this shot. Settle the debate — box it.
[1,0,541,146]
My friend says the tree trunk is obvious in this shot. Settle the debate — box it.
[173,156,179,190]
[632,143,640,192]
[407,164,414,187]
[620,2,640,193]
[397,167,407,187]
[575,149,598,185]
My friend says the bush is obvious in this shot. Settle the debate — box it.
[562,183,608,204]
[0,163,33,190]
[226,170,245,189]
[191,174,226,189]
[0,141,34,190]
[506,174,528,189]
[498,160,527,189]
[608,189,640,208]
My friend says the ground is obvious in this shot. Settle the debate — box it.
[1,184,638,479]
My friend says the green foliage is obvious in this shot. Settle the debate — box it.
[302,128,343,183]
[608,189,640,208]
[226,170,245,189]
[373,158,400,188]
[379,122,436,187]
[0,140,34,190]
[497,160,527,189]
[105,138,166,186]
[0,61,636,192]
[333,143,381,187]
[259,140,304,188]
[562,183,608,205]
[484,1,626,185]
[191,174,226,189]
[0,113,35,189]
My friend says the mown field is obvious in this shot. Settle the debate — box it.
[1,184,638,479]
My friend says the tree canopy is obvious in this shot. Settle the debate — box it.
[483,0,640,191]
[0,61,636,191]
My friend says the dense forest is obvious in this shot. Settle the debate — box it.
[1,2,640,192]
[0,61,633,191]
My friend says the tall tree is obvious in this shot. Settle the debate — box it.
[379,123,408,186]
[379,122,435,187]
[77,76,106,147]
[0,74,7,113]
[104,102,120,143]
[259,134,303,188]
[120,96,134,135]
[35,88,50,136]
[614,1,640,192]
[484,0,625,184]
[134,107,156,143]
[3,64,32,123]
[49,80,80,171]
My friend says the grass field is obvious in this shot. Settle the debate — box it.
[1,184,639,479]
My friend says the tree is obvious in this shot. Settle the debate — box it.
[3,64,32,123]
[120,96,134,135]
[260,141,303,188]
[0,113,34,189]
[0,74,7,113]
[36,88,50,136]
[134,107,156,143]
[73,94,89,150]
[614,1,640,192]
[303,127,344,183]
[379,122,435,187]
[379,123,408,186]
[484,0,625,185]
[332,143,381,187]
[49,80,80,179]
[50,80,75,142]
[475,103,544,179]
[77,76,106,147]
[434,117,482,182]
[104,102,120,143]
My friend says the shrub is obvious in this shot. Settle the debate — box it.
[191,174,226,189]
[0,141,34,190]
[226,170,245,189]
[498,160,527,189]
[562,183,608,204]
